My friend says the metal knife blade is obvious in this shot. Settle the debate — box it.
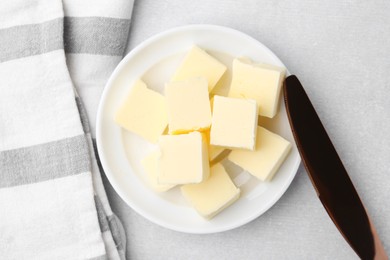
[283,75,387,260]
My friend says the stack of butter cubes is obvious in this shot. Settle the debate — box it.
[115,46,291,219]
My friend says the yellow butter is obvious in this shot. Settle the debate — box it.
[171,46,227,92]
[165,77,211,134]
[158,131,209,184]
[205,96,225,161]
[210,95,258,150]
[229,58,286,118]
[115,80,167,143]
[181,163,240,219]
[228,126,291,181]
[141,151,175,192]
[204,130,225,161]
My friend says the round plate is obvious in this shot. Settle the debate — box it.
[96,25,301,234]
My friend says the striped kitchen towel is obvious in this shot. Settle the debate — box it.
[0,0,134,259]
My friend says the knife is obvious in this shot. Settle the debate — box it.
[283,75,387,260]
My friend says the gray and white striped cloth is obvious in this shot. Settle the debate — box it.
[0,0,134,259]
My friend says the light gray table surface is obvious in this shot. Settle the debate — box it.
[102,0,390,259]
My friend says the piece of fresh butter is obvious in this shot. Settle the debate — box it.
[181,163,240,219]
[171,46,227,92]
[158,131,209,184]
[206,96,225,161]
[229,57,286,118]
[141,151,176,192]
[210,95,258,150]
[115,80,167,143]
[205,130,225,161]
[228,126,291,181]
[165,77,212,134]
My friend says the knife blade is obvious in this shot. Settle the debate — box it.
[283,75,387,260]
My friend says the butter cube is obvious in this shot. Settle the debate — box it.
[210,95,258,150]
[205,130,225,161]
[165,77,212,134]
[141,152,175,192]
[115,80,167,143]
[171,46,227,92]
[206,96,225,161]
[181,163,240,219]
[158,131,209,184]
[229,58,286,118]
[228,126,291,181]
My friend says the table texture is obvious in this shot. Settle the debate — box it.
[102,0,390,259]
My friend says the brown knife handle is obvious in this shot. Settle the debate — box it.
[369,215,388,260]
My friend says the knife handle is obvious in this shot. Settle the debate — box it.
[369,215,388,260]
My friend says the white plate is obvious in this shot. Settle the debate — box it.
[96,25,301,234]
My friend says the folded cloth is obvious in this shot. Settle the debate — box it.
[0,0,133,259]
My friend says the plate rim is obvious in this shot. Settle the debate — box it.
[96,24,301,234]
